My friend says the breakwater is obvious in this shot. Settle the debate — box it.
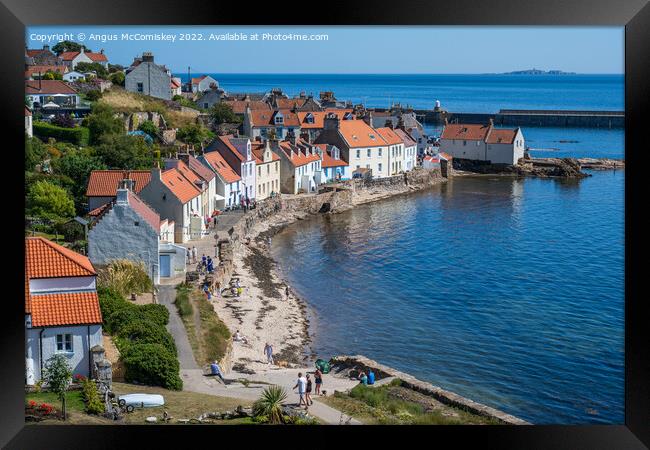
[416,108,624,128]
[330,355,530,425]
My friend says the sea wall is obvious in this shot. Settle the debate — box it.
[329,355,531,425]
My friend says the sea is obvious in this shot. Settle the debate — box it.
[196,73,625,424]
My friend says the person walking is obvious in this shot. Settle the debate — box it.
[305,374,314,406]
[292,372,307,409]
[206,360,226,384]
[192,246,198,264]
[263,342,274,365]
[314,368,323,396]
[284,285,290,301]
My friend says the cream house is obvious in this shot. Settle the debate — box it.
[251,140,281,200]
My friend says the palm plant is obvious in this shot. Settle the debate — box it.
[252,385,288,424]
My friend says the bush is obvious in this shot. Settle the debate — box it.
[33,121,90,146]
[122,343,183,390]
[174,285,193,318]
[85,90,103,102]
[81,378,104,415]
[97,259,153,298]
[117,320,176,355]
[51,114,76,128]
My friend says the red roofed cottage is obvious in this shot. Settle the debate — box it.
[438,121,525,165]
[25,237,103,384]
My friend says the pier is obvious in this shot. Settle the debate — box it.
[414,108,624,128]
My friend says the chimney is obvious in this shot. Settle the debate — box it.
[363,111,373,126]
[142,52,154,63]
[178,153,190,165]
[119,177,135,191]
[269,138,281,155]
[80,47,85,54]
[152,162,161,181]
[100,48,105,54]
[323,113,340,131]
[43,44,50,51]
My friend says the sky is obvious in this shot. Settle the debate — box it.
[26,26,624,74]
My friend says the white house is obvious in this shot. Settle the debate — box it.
[138,163,205,243]
[25,80,80,110]
[165,152,221,217]
[439,121,525,165]
[394,128,418,172]
[206,135,257,201]
[198,150,242,209]
[63,71,88,82]
[243,107,301,141]
[314,143,350,182]
[314,115,390,179]
[376,127,405,176]
[88,181,187,283]
[190,75,219,93]
[59,48,108,69]
[272,137,323,194]
[25,237,103,384]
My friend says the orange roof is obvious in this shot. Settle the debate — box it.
[338,120,387,148]
[26,49,48,57]
[250,142,280,164]
[394,128,417,147]
[202,151,241,184]
[217,135,246,162]
[30,292,102,327]
[127,191,160,230]
[25,80,77,95]
[297,110,353,129]
[278,139,322,168]
[375,127,403,146]
[486,128,518,144]
[249,109,300,127]
[320,149,348,168]
[25,65,68,78]
[86,170,151,197]
[60,51,108,62]
[161,166,203,204]
[439,151,453,160]
[26,237,96,279]
[223,100,270,114]
[171,78,181,88]
[440,124,491,141]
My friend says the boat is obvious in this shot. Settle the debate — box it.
[117,393,165,408]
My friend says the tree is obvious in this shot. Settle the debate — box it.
[95,134,154,170]
[209,102,240,124]
[42,354,73,420]
[27,180,75,221]
[252,385,288,424]
[25,136,48,171]
[51,114,76,128]
[109,71,125,86]
[40,70,63,81]
[176,123,214,146]
[52,149,107,213]
[52,40,89,55]
[84,103,124,145]
[108,64,125,74]
[85,90,103,102]
[75,62,108,79]
[138,120,158,139]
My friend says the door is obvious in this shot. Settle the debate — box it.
[159,254,171,278]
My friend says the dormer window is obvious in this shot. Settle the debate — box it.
[305,113,314,124]
[369,134,376,140]
[274,112,284,124]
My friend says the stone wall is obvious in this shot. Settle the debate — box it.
[330,355,530,425]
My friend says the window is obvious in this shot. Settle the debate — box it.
[275,162,278,172]
[56,334,73,352]
[134,221,140,226]
[367,149,371,157]
[463,140,467,146]
[378,148,382,157]
[378,163,382,172]
[356,149,360,158]
[203,103,209,109]
[137,82,144,93]
[267,164,270,174]
[258,166,261,176]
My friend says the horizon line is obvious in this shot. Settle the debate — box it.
[169,71,624,76]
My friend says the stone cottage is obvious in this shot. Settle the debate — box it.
[125,52,172,100]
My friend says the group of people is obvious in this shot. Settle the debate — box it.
[293,369,324,410]
[240,197,257,212]
[198,254,214,274]
[357,369,375,386]
[186,246,198,264]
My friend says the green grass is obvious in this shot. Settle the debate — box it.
[321,382,503,425]
[26,389,85,413]
[174,285,193,318]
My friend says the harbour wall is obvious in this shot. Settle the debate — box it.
[416,109,624,128]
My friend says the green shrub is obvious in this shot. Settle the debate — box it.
[85,90,103,102]
[117,321,176,355]
[81,378,104,415]
[97,259,153,297]
[122,343,182,390]
[174,285,193,318]
[139,303,169,327]
[33,121,89,145]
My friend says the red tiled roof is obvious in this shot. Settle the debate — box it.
[297,109,353,129]
[186,155,216,182]
[191,75,207,85]
[30,292,102,327]
[88,203,110,217]
[250,142,280,164]
[338,120,387,148]
[376,127,403,146]
[278,139,322,168]
[394,128,417,147]
[25,65,68,79]
[161,166,202,204]
[26,237,96,279]
[320,150,348,168]
[26,49,47,57]
[25,80,77,95]
[440,124,491,141]
[60,51,108,62]
[127,191,160,231]
[217,135,246,163]
[424,155,440,163]
[223,100,270,115]
[249,109,300,127]
[439,152,453,160]
[86,170,151,197]
[171,78,181,88]
[202,151,242,184]
[486,128,518,144]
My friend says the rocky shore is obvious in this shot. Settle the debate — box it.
[453,156,624,178]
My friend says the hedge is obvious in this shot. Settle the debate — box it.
[98,288,168,334]
[116,321,177,356]
[33,121,90,146]
[122,343,183,391]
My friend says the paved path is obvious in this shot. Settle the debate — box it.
[158,285,199,370]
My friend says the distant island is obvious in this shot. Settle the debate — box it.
[501,69,577,75]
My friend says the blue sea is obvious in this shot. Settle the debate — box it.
[207,74,625,424]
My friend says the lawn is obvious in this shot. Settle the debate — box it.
[320,380,503,425]
[25,382,253,425]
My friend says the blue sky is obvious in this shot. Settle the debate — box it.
[26,26,624,74]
